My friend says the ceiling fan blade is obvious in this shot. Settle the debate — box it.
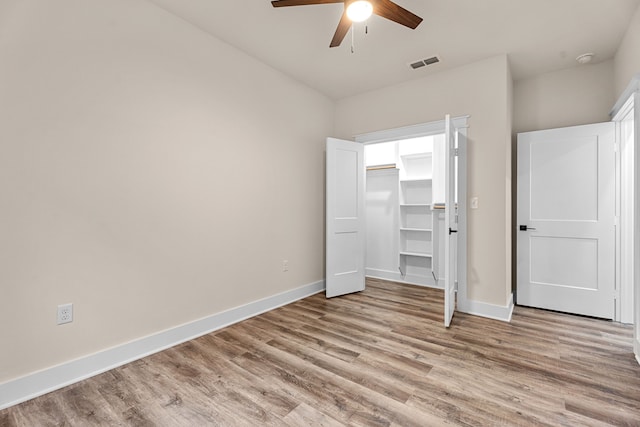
[330,11,351,47]
[374,0,423,29]
[271,0,343,7]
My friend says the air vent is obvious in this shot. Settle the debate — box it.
[408,56,440,70]
[424,56,440,65]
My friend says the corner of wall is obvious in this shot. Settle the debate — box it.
[458,292,514,322]
[506,58,514,299]
[614,3,640,98]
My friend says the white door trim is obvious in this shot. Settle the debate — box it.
[354,116,469,144]
[613,96,636,324]
[635,91,640,364]
[611,76,639,362]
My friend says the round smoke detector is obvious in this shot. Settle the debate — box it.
[576,53,595,64]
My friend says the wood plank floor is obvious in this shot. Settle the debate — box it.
[2,278,639,426]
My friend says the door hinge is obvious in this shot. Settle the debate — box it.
[452,148,459,157]
[614,142,619,153]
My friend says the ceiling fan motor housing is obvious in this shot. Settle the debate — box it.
[271,0,423,48]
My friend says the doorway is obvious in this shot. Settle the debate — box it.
[325,115,468,327]
[364,135,444,288]
[516,77,639,365]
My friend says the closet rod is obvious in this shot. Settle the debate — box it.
[366,164,397,171]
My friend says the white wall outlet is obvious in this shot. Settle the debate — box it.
[282,260,289,272]
[57,303,73,325]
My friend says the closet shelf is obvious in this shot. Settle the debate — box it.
[400,204,431,208]
[400,178,432,183]
[400,228,432,232]
[400,251,433,258]
[400,153,431,160]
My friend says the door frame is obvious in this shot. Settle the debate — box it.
[610,74,640,362]
[354,116,469,312]
[612,93,636,324]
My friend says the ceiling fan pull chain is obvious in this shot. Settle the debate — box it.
[351,23,355,54]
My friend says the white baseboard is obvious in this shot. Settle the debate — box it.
[365,268,441,289]
[0,280,325,411]
[457,293,514,322]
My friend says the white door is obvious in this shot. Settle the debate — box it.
[444,115,457,327]
[326,137,366,298]
[517,123,616,319]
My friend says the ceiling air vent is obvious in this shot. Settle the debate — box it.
[409,56,440,70]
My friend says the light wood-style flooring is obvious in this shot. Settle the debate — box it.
[2,278,639,426]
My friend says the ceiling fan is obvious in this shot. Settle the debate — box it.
[271,0,423,48]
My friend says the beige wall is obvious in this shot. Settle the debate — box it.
[335,55,513,307]
[513,60,615,134]
[615,3,640,98]
[0,0,333,383]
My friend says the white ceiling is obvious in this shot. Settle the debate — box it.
[148,0,640,100]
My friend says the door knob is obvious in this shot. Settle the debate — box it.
[519,225,536,231]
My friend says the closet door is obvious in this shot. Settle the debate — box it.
[444,115,458,327]
[326,138,366,298]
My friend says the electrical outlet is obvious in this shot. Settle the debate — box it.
[282,260,289,272]
[57,303,73,325]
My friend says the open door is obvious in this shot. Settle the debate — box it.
[444,115,458,327]
[326,137,366,298]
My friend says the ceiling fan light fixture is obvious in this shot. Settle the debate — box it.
[346,0,373,22]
